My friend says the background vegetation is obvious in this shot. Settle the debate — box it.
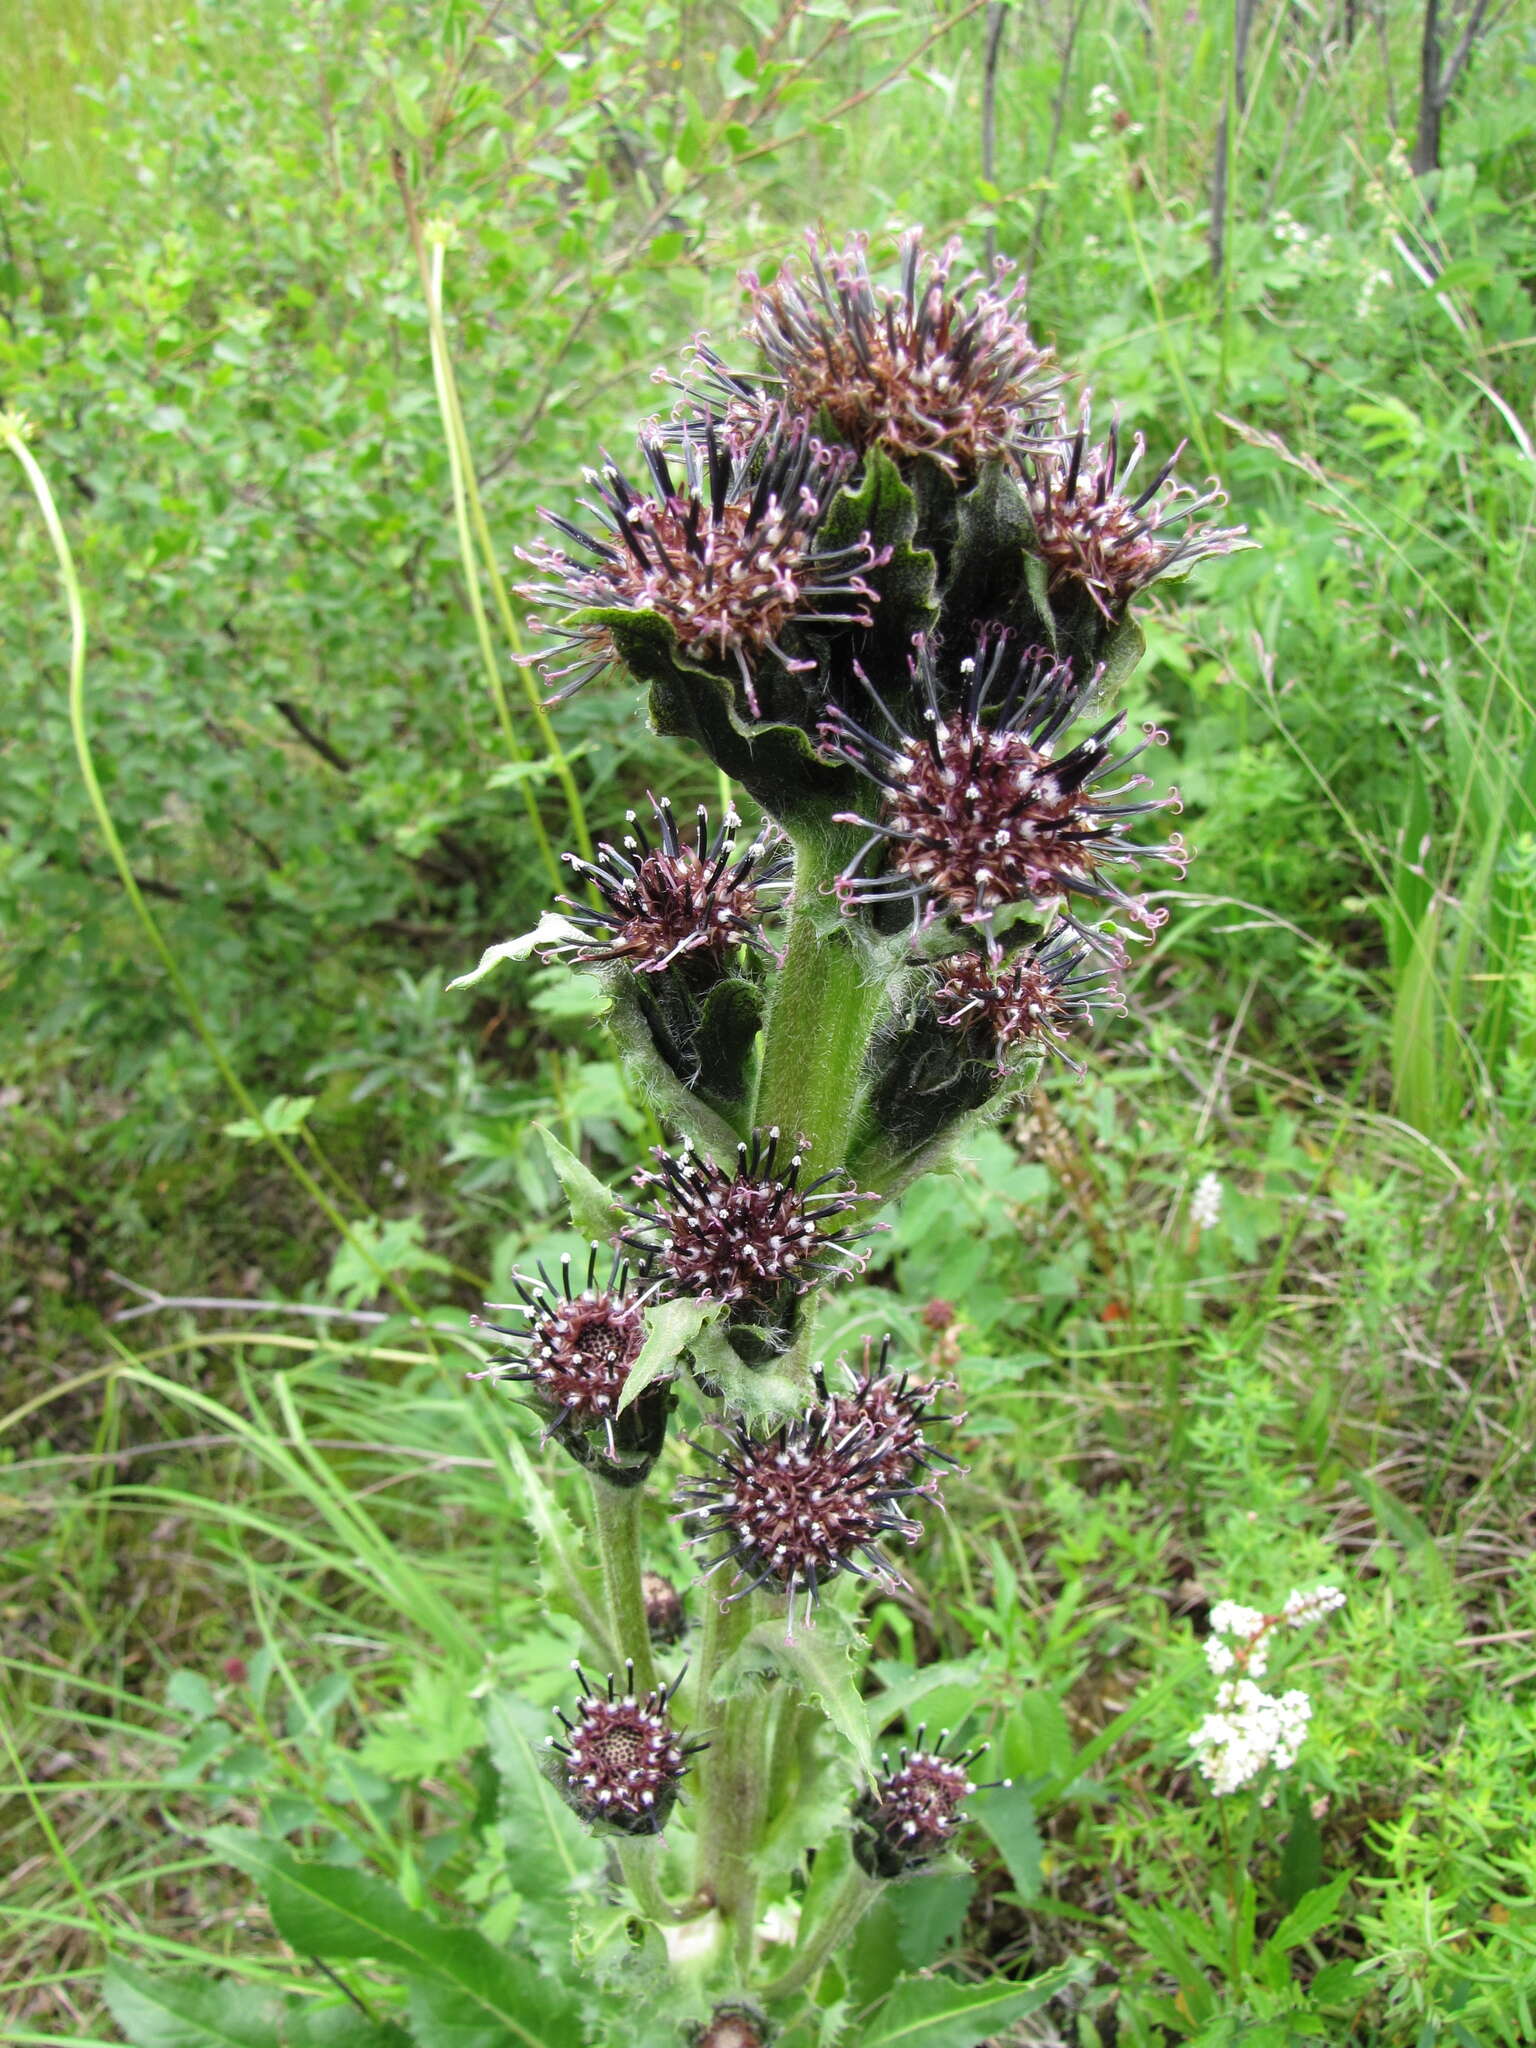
[3,0,1533,2039]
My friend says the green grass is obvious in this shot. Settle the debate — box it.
[3,0,1535,2039]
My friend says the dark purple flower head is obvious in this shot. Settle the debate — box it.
[932,923,1122,1073]
[518,421,888,713]
[617,1127,884,1308]
[820,634,1187,940]
[547,1660,704,1837]
[815,1333,962,1497]
[852,1726,1009,1878]
[551,796,789,976]
[472,1247,655,1465]
[1022,401,1253,618]
[676,1405,926,1627]
[741,229,1059,475]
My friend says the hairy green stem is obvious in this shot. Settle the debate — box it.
[690,1589,764,1938]
[616,1838,698,1926]
[589,1474,657,1697]
[753,832,885,1166]
[759,1863,884,2004]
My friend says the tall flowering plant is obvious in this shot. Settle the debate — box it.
[455,229,1251,2039]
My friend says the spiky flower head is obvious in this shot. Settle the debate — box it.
[550,795,789,976]
[852,1727,1008,1879]
[821,634,1186,937]
[517,421,888,713]
[472,1248,667,1478]
[1022,400,1253,619]
[677,1405,926,1624]
[547,1660,703,1836]
[741,229,1059,476]
[932,923,1121,1072]
[815,1334,962,1497]
[617,1128,884,1308]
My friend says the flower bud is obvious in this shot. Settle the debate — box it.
[547,1660,704,1837]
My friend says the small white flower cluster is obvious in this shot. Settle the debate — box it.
[1205,1599,1267,1674]
[1190,1678,1312,1796]
[1283,1583,1347,1626]
[1190,1171,1224,1233]
[1191,1584,1345,1794]
[1357,265,1395,320]
[1085,82,1142,146]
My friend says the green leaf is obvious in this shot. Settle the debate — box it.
[1095,613,1146,700]
[222,1094,315,1142]
[819,446,937,671]
[942,461,1035,649]
[103,1963,280,2048]
[356,1664,482,1781]
[1277,1793,1324,1908]
[165,1669,219,1722]
[205,1830,585,2048]
[448,913,587,991]
[535,1123,625,1239]
[602,976,746,1158]
[691,975,765,1119]
[576,603,850,832]
[283,2011,413,2048]
[890,1870,976,1968]
[716,1607,872,1771]
[482,1692,608,1972]
[619,1297,720,1412]
[859,1962,1086,2046]
[326,1214,451,1308]
[971,1779,1042,1903]
[1261,1874,1350,1958]
[500,1433,611,1649]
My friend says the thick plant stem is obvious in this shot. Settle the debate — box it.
[691,1590,764,1946]
[589,1474,658,1697]
[753,833,885,1167]
[760,1863,884,2003]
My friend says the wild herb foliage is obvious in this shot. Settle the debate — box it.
[3,0,1535,2044]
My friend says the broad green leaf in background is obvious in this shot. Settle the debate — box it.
[859,1962,1088,2047]
[104,1961,413,2048]
[205,1829,585,2048]
[971,1779,1043,1904]
[103,1964,281,2048]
